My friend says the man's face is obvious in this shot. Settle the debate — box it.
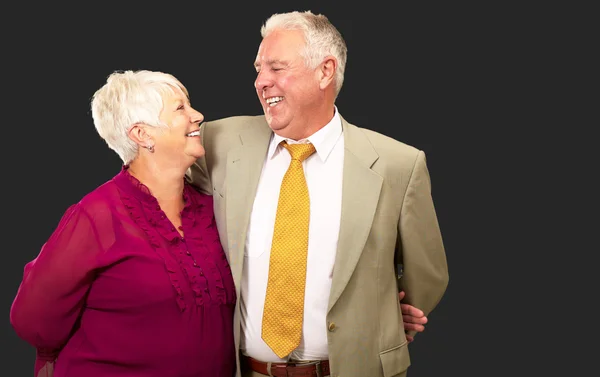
[253,29,321,139]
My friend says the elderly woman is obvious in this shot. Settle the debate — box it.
[10,70,236,377]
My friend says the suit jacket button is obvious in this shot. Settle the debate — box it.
[328,322,336,331]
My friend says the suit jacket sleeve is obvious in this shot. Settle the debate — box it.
[398,150,449,336]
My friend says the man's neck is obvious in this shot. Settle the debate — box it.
[276,105,336,141]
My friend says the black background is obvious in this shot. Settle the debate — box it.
[2,1,578,376]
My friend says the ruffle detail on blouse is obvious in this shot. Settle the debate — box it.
[181,189,235,306]
[119,192,187,311]
[113,166,235,311]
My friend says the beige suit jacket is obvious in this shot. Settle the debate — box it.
[187,114,449,377]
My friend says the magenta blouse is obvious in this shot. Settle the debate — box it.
[10,167,236,377]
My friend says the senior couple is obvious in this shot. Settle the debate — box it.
[10,10,448,377]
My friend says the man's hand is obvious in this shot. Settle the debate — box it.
[398,290,428,343]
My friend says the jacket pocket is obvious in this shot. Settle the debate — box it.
[379,341,411,377]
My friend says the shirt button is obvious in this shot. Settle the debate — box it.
[328,322,336,331]
[186,251,191,255]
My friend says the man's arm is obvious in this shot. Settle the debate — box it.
[398,150,449,339]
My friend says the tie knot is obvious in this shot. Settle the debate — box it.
[282,142,316,162]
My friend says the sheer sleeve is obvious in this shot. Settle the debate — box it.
[10,202,107,374]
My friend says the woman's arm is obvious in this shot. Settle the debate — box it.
[10,203,105,375]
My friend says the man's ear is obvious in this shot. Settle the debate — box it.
[318,56,337,90]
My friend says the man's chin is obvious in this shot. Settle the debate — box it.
[268,123,286,135]
[266,116,284,130]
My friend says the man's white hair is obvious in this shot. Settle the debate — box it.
[261,10,348,97]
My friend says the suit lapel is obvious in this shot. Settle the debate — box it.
[225,123,272,287]
[328,118,382,312]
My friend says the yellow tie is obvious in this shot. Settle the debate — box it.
[262,141,316,358]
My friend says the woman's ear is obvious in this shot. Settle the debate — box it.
[128,123,154,150]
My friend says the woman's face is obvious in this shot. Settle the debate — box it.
[150,88,205,166]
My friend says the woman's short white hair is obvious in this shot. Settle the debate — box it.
[261,10,348,97]
[91,70,188,164]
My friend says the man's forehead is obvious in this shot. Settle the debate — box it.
[254,36,303,66]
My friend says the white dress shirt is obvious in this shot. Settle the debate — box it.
[241,109,345,362]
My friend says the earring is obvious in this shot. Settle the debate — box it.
[146,144,154,153]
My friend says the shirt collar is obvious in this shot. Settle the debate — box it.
[267,106,342,162]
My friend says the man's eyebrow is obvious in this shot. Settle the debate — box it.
[254,59,287,69]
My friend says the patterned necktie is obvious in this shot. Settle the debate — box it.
[262,141,316,358]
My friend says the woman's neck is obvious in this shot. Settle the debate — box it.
[127,160,185,209]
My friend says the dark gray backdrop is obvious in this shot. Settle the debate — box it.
[2,1,562,376]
